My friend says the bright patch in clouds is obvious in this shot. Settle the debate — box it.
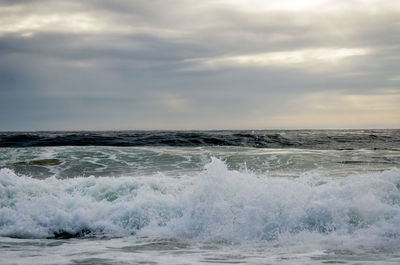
[226,0,329,11]
[0,13,102,36]
[243,90,400,129]
[278,91,400,128]
[159,93,190,112]
[223,0,400,12]
[189,48,369,70]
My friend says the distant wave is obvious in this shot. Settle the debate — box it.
[1,158,399,249]
[1,130,399,150]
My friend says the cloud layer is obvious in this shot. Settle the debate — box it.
[0,0,399,130]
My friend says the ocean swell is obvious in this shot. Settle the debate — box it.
[0,158,399,249]
[1,130,399,150]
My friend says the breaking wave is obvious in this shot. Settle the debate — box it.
[1,158,399,249]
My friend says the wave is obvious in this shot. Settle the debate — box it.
[1,130,399,150]
[1,158,400,249]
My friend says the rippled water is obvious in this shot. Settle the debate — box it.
[1,130,399,150]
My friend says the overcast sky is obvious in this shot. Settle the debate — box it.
[0,0,399,130]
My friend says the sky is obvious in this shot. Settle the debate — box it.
[0,0,399,130]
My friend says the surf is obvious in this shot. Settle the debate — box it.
[1,158,399,250]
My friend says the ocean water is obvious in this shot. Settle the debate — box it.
[0,130,400,265]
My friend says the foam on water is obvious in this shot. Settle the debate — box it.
[1,158,400,251]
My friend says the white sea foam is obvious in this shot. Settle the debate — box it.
[0,158,399,250]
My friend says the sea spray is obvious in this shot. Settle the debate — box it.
[1,158,399,250]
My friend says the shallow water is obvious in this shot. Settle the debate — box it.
[1,131,400,264]
[1,236,400,265]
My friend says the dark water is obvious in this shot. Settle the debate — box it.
[1,129,399,149]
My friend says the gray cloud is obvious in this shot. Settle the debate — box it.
[0,0,399,130]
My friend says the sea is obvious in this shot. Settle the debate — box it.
[0,130,399,265]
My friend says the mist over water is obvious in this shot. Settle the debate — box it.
[1,130,400,264]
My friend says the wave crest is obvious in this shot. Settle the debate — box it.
[1,159,399,249]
